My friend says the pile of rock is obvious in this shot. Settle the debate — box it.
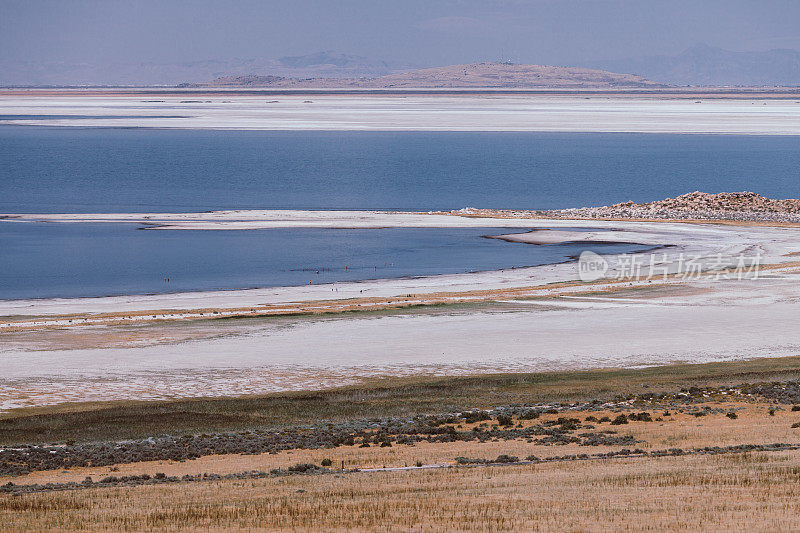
[547,191,800,222]
[641,191,800,213]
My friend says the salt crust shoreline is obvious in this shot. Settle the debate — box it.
[0,211,797,320]
[2,93,800,134]
[2,210,800,410]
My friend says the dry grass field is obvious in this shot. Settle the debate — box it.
[5,451,800,531]
[5,356,800,530]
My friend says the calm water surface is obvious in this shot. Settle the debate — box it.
[1,127,798,213]
[0,128,796,298]
[0,223,647,299]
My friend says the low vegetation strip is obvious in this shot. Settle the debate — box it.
[4,355,800,445]
[3,376,800,477]
[0,407,643,476]
[4,442,799,495]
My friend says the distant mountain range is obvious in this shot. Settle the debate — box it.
[0,51,409,87]
[587,44,800,86]
[3,46,798,87]
[183,62,663,89]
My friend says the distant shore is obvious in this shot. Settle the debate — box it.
[3,87,800,97]
[2,89,800,133]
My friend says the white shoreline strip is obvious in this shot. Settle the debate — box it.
[2,94,800,134]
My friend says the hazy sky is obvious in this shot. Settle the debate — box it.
[3,0,800,66]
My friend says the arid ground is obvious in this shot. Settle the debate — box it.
[5,357,800,531]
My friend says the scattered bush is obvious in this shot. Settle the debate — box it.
[320,458,332,467]
[455,457,486,465]
[791,406,800,412]
[726,412,738,419]
[580,433,638,446]
[461,411,491,424]
[496,414,513,426]
[287,463,320,474]
[610,414,629,425]
[628,412,652,422]
[557,417,580,431]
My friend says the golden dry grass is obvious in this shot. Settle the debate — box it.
[5,450,800,531]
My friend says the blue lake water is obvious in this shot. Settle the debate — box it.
[1,127,798,213]
[0,223,647,300]
[0,127,796,298]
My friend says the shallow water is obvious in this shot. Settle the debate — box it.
[0,222,647,299]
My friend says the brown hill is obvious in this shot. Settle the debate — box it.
[182,62,664,89]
